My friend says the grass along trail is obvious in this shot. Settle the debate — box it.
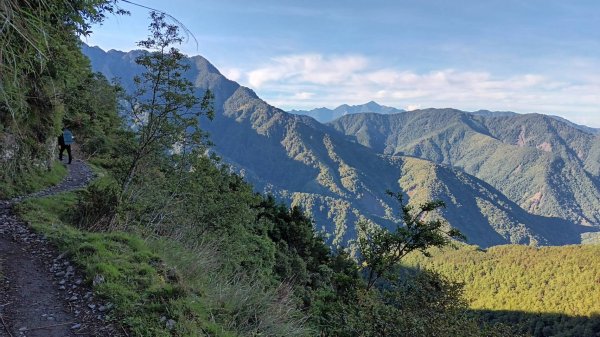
[0,160,124,337]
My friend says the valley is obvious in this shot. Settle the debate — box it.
[84,45,600,249]
[3,2,599,336]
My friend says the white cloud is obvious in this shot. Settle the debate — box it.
[292,92,315,99]
[247,54,368,88]
[234,53,600,127]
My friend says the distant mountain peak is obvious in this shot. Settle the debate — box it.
[364,100,381,108]
[83,45,600,248]
[471,110,518,118]
[289,101,404,123]
[189,55,223,75]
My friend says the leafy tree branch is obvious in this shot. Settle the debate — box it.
[358,190,465,290]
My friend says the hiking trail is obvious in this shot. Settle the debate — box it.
[0,160,125,337]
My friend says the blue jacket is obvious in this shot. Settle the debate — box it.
[63,129,74,145]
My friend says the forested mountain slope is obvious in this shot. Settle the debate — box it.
[330,110,600,229]
[404,244,600,337]
[7,5,596,336]
[83,45,600,248]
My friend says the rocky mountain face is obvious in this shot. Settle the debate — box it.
[83,44,600,248]
[288,101,404,123]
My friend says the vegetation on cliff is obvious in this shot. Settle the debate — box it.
[3,3,597,337]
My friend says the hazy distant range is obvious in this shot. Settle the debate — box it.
[289,103,600,135]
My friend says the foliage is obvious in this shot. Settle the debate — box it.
[18,113,522,337]
[3,5,570,336]
[358,190,464,290]
[404,244,600,337]
[0,0,125,194]
[74,175,121,230]
[119,11,214,197]
[63,72,124,159]
[0,0,123,110]
[257,196,332,301]
[0,160,67,198]
[311,269,522,337]
[16,192,237,336]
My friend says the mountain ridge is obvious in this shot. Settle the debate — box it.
[82,44,600,248]
[288,101,405,123]
[330,109,600,226]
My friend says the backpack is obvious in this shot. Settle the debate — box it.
[63,129,74,145]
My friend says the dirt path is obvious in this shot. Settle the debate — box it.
[0,160,125,337]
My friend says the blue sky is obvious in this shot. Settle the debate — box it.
[84,0,600,127]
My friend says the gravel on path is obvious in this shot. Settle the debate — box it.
[0,160,125,337]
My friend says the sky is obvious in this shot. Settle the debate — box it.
[84,0,600,127]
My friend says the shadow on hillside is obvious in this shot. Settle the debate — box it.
[525,213,600,246]
[435,163,600,247]
[470,309,600,337]
[394,266,600,337]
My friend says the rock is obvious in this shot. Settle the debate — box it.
[93,274,105,286]
[0,161,110,334]
[166,319,176,330]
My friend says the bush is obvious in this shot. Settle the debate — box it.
[74,177,120,230]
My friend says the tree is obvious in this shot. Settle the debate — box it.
[357,190,465,290]
[0,0,125,122]
[0,0,126,177]
[119,11,214,196]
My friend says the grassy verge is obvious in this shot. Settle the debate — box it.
[16,192,237,337]
[0,161,67,198]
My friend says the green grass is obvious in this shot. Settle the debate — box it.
[12,160,311,337]
[0,161,67,198]
[16,192,238,337]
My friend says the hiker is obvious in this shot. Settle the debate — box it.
[58,127,74,164]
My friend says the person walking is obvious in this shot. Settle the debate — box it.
[58,127,74,164]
